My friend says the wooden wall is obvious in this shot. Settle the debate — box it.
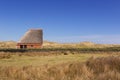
[16,43,42,49]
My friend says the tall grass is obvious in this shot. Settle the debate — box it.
[0,56,120,80]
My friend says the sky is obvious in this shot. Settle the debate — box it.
[0,0,120,44]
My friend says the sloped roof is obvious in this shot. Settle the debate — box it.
[18,29,43,43]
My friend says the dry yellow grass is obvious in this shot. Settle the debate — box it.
[0,41,16,48]
[0,41,120,80]
[0,52,115,66]
[0,56,120,80]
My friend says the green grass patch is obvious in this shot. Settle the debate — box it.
[0,53,117,67]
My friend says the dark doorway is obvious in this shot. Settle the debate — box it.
[20,45,23,49]
[24,45,27,48]
[20,45,27,49]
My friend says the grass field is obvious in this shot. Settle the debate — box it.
[0,41,120,80]
[0,52,115,67]
[0,52,120,80]
[0,51,119,80]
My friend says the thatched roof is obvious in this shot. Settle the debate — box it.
[18,29,43,43]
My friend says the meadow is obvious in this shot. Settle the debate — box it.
[0,41,120,80]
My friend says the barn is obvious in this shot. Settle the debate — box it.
[16,29,43,49]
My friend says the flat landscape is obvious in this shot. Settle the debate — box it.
[0,41,120,80]
[0,0,120,80]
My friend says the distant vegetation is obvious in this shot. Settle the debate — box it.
[0,40,118,49]
[0,41,120,53]
[43,41,116,48]
[0,41,16,48]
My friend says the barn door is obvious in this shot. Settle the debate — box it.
[20,45,23,49]
[20,45,27,49]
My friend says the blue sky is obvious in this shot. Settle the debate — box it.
[0,0,120,44]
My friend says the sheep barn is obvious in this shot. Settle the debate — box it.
[16,29,43,49]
